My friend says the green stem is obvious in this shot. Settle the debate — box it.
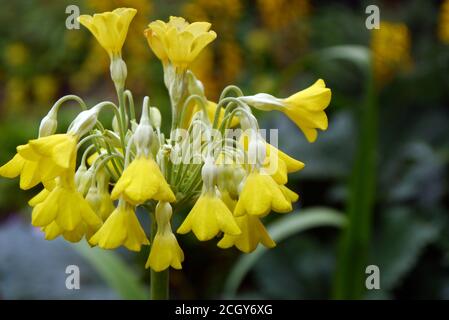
[333,67,378,299]
[149,211,169,300]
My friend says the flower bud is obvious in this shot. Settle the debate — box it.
[201,156,217,191]
[76,166,94,196]
[186,70,205,97]
[134,100,153,156]
[155,201,173,230]
[39,112,58,137]
[68,104,102,136]
[248,134,266,167]
[149,107,161,128]
[110,56,128,90]
[239,93,284,111]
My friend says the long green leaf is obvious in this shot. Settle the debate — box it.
[223,208,346,297]
[72,241,148,300]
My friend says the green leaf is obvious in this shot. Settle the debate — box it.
[72,242,148,300]
[367,206,440,298]
[223,207,346,297]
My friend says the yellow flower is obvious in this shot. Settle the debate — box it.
[0,134,78,189]
[144,16,217,70]
[89,201,150,251]
[78,8,137,58]
[371,22,411,85]
[177,193,241,241]
[111,155,176,205]
[218,214,275,253]
[31,171,102,236]
[234,171,294,217]
[439,0,449,43]
[240,79,331,142]
[146,202,184,271]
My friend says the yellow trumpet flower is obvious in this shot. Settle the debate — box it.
[111,155,176,205]
[144,16,217,70]
[177,193,241,241]
[78,8,137,58]
[218,214,276,253]
[89,201,150,251]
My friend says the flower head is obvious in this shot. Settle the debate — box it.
[144,16,217,70]
[78,8,137,58]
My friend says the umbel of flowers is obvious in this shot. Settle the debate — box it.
[0,8,331,273]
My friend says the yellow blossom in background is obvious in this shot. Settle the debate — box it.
[78,8,137,58]
[371,21,412,85]
[257,0,310,30]
[4,42,29,67]
[144,16,217,70]
[32,75,58,106]
[439,0,449,43]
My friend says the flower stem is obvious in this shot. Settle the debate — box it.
[150,211,169,300]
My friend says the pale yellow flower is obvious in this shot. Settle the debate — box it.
[144,16,216,70]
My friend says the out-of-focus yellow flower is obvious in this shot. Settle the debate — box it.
[111,155,176,205]
[4,78,27,112]
[257,0,310,30]
[144,16,217,70]
[371,21,412,85]
[240,79,331,142]
[146,202,184,271]
[89,200,150,251]
[218,214,275,253]
[234,171,294,217]
[78,8,137,58]
[32,75,58,106]
[177,193,241,241]
[4,42,29,66]
[439,0,449,43]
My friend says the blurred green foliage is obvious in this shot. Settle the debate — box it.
[0,0,449,300]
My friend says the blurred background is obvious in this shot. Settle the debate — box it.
[1,0,449,299]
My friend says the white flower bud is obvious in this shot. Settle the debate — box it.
[76,166,94,196]
[155,201,173,230]
[133,99,153,156]
[239,93,284,111]
[68,104,102,136]
[248,134,266,167]
[110,57,128,90]
[149,107,161,128]
[38,112,58,137]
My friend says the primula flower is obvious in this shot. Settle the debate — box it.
[218,214,276,253]
[234,171,295,217]
[146,202,184,271]
[0,134,78,189]
[111,155,176,205]
[78,8,137,58]
[239,79,331,142]
[31,171,102,235]
[144,16,217,70]
[89,201,150,251]
[177,192,241,241]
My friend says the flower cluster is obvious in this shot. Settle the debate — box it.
[0,8,331,271]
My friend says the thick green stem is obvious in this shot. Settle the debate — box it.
[333,68,378,299]
[150,211,169,300]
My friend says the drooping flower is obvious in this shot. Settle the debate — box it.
[0,134,78,189]
[177,192,241,241]
[144,16,217,70]
[111,155,176,205]
[234,171,294,217]
[78,8,137,58]
[31,171,102,236]
[146,202,184,271]
[218,214,275,253]
[89,200,150,251]
[239,79,331,142]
